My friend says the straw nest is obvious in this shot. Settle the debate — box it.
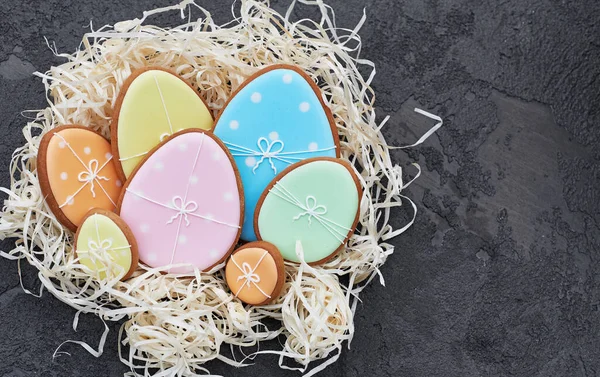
[0,0,440,375]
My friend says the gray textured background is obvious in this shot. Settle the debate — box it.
[1,0,599,376]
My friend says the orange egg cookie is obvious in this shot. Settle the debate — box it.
[225,241,285,305]
[38,125,122,232]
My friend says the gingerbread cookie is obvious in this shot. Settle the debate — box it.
[37,125,122,232]
[213,64,340,242]
[111,67,214,180]
[255,157,361,264]
[225,241,285,305]
[117,129,243,274]
[75,209,139,281]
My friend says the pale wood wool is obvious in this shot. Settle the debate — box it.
[0,1,440,376]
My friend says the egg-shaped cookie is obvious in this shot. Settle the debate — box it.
[37,125,122,232]
[213,64,340,242]
[117,130,243,274]
[225,241,285,305]
[75,209,138,281]
[111,67,214,180]
[255,157,361,264]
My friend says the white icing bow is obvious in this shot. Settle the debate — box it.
[78,236,130,276]
[293,195,327,225]
[87,238,113,253]
[269,183,352,244]
[231,251,271,299]
[237,262,261,286]
[224,137,337,175]
[254,137,284,174]
[167,196,199,226]
[77,159,109,197]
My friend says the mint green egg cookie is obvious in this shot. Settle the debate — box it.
[255,158,361,264]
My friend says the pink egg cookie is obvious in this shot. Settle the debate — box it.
[117,130,244,274]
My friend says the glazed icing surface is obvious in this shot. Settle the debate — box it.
[76,213,132,281]
[214,67,338,241]
[45,128,121,227]
[117,70,213,178]
[119,131,242,274]
[225,246,278,305]
[257,160,359,263]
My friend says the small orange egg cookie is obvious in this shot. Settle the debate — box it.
[37,125,122,232]
[225,241,285,305]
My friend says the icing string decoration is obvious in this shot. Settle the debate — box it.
[252,137,284,174]
[78,239,131,275]
[77,159,109,197]
[153,74,175,138]
[225,137,336,175]
[125,191,240,229]
[119,72,177,163]
[269,182,351,243]
[87,239,113,254]
[292,195,327,225]
[230,250,271,299]
[166,196,199,226]
[119,150,148,162]
[54,133,116,209]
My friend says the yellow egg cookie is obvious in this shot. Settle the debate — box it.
[111,67,214,180]
[75,209,139,281]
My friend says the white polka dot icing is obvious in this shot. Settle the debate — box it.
[299,102,310,112]
[245,156,257,167]
[213,65,339,241]
[118,131,242,274]
[251,92,262,103]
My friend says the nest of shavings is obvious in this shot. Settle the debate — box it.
[0,0,440,375]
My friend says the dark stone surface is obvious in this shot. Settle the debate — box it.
[0,0,599,376]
